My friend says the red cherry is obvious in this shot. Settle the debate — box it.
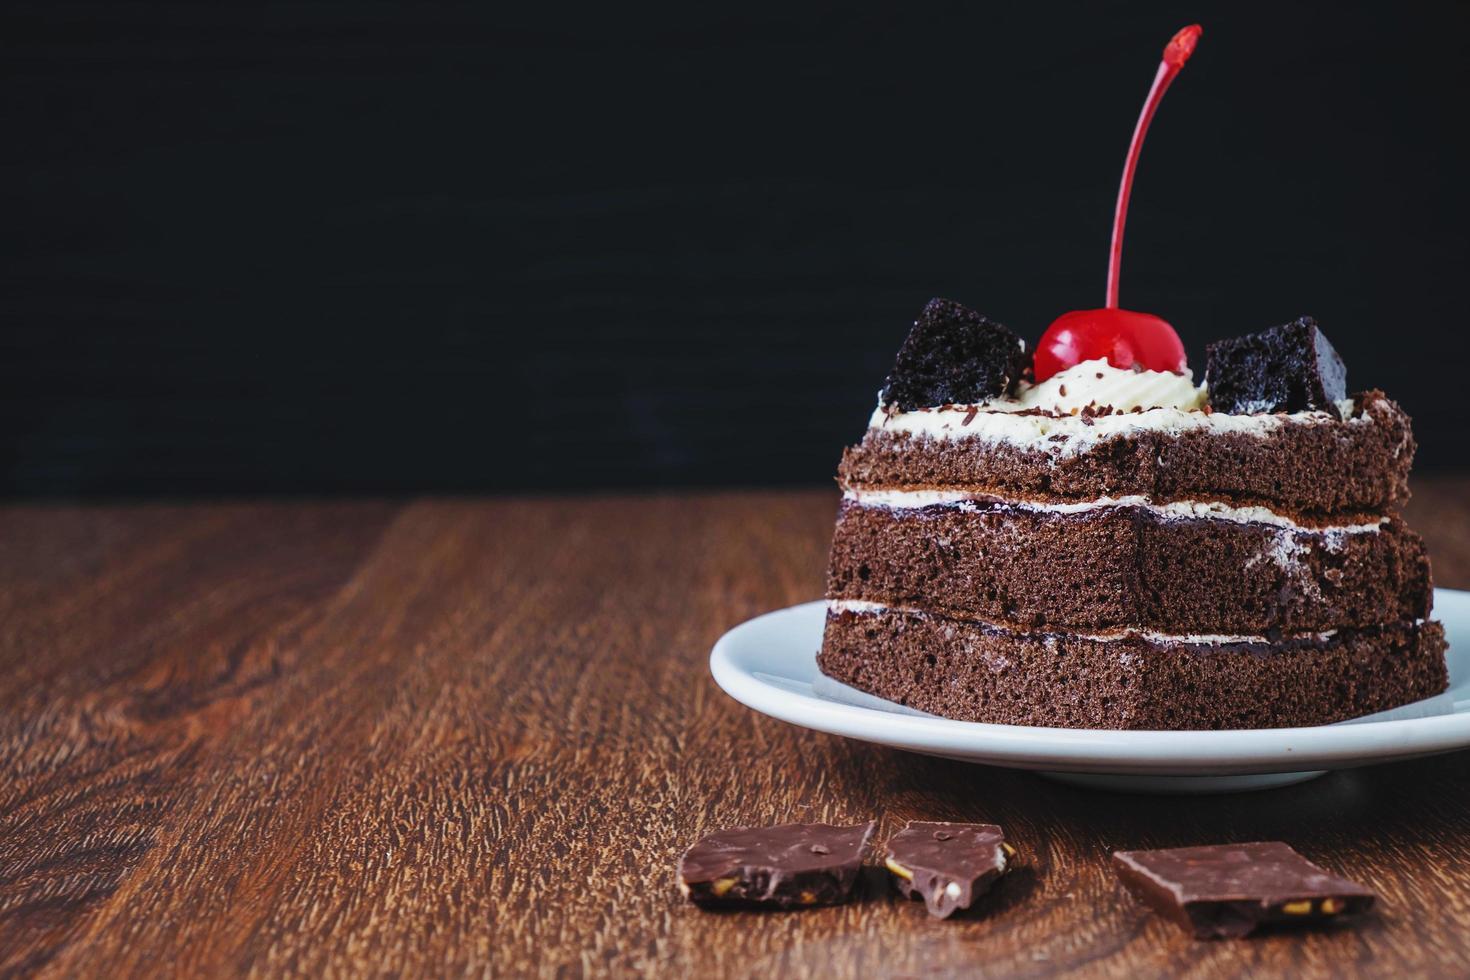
[1036,25,1200,382]
[1034,308,1187,381]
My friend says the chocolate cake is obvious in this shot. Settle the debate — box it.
[816,304,1448,730]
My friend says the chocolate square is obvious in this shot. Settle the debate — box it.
[678,822,875,909]
[1112,841,1376,939]
[885,821,1013,919]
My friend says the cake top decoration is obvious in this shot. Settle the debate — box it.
[879,298,1028,411]
[1206,317,1348,417]
[1033,24,1202,382]
[874,25,1356,422]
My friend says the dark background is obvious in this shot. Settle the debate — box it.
[4,1,1467,496]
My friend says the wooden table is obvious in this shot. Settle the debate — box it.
[3,480,1469,978]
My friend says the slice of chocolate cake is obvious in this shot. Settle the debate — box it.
[816,305,1448,730]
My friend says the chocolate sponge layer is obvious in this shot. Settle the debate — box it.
[817,609,1448,730]
[826,501,1433,634]
[838,392,1413,514]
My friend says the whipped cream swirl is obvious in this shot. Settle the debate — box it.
[1003,358,1206,414]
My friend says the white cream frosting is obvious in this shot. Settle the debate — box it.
[1006,359,1205,413]
[870,358,1362,452]
[825,599,1342,646]
[841,489,1387,534]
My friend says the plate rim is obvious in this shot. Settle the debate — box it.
[709,589,1470,775]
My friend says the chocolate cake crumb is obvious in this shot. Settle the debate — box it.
[880,298,1029,411]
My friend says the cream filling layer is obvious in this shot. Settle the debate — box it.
[826,599,1343,646]
[841,489,1387,534]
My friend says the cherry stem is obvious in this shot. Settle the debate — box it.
[1106,24,1202,309]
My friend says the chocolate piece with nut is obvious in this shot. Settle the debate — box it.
[1112,841,1375,939]
[678,822,875,909]
[885,821,1013,919]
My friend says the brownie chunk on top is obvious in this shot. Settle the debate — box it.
[1205,316,1347,416]
[880,298,1028,411]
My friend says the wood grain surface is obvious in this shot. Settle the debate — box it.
[2,480,1469,978]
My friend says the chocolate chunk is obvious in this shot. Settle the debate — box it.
[885,821,1013,919]
[1112,841,1375,939]
[1204,317,1347,417]
[678,822,875,909]
[880,298,1028,411]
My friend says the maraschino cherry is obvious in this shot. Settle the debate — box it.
[1033,24,1202,382]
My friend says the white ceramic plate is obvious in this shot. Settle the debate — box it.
[710,589,1470,794]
